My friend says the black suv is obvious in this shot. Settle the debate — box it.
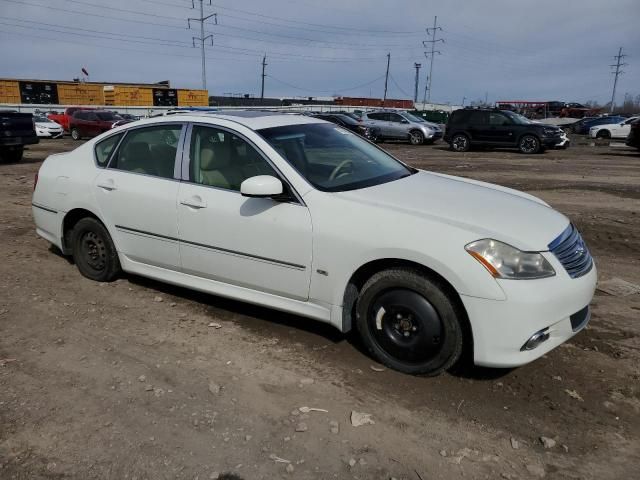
[444,108,562,154]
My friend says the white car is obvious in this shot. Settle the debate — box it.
[32,112,596,375]
[589,116,639,139]
[34,114,64,138]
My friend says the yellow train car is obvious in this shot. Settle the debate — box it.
[0,80,21,104]
[108,86,154,106]
[178,89,209,107]
[57,83,103,105]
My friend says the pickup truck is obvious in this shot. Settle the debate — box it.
[47,107,95,132]
[0,110,39,163]
[68,110,125,140]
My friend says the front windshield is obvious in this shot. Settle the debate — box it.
[401,112,426,123]
[96,112,121,121]
[504,111,531,125]
[34,115,49,122]
[257,123,414,192]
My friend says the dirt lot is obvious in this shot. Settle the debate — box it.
[1,137,639,480]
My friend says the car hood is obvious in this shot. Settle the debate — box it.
[336,170,568,251]
[35,121,61,128]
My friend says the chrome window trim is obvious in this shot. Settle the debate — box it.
[182,121,306,206]
[105,123,186,180]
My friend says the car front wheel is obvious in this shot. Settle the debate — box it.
[409,130,424,145]
[70,128,82,140]
[71,217,121,282]
[356,268,464,376]
[450,133,470,152]
[518,134,541,154]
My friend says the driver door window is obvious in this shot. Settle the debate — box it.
[489,112,511,126]
[188,125,277,191]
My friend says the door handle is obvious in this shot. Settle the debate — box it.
[180,196,207,209]
[97,179,117,191]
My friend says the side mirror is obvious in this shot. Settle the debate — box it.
[240,175,283,198]
[401,119,409,124]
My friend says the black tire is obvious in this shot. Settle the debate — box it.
[71,217,121,282]
[409,130,424,145]
[70,128,82,141]
[450,133,470,152]
[518,134,541,154]
[356,268,464,376]
[0,147,23,163]
[596,129,611,139]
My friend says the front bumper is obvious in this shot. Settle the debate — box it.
[36,129,64,138]
[461,258,597,368]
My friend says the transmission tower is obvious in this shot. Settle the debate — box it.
[609,47,627,113]
[188,0,217,90]
[422,16,444,103]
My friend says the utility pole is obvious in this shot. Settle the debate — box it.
[413,63,422,104]
[609,47,627,113]
[423,16,443,103]
[382,52,390,105]
[188,0,217,91]
[422,75,428,105]
[260,54,267,101]
[462,96,466,106]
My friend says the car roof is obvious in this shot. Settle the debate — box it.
[131,111,325,131]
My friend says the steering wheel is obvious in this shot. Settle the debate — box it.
[329,159,354,181]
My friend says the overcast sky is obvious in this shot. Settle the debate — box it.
[1,0,638,105]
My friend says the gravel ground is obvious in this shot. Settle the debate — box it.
[1,136,639,479]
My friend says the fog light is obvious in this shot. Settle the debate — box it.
[521,328,550,351]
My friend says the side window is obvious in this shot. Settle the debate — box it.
[489,112,510,126]
[188,125,277,192]
[109,124,182,179]
[469,111,488,125]
[95,133,123,168]
[368,113,384,121]
[388,113,405,123]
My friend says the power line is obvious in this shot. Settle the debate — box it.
[388,73,412,99]
[423,16,444,102]
[609,47,627,113]
[266,74,385,95]
[188,0,217,90]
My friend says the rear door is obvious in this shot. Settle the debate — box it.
[93,123,185,270]
[366,113,391,136]
[467,111,488,142]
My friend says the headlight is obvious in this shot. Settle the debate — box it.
[465,239,555,279]
[543,128,558,135]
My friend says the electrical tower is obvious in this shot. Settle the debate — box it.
[261,55,267,101]
[423,16,444,103]
[382,53,391,104]
[413,63,422,103]
[188,0,217,91]
[609,47,627,113]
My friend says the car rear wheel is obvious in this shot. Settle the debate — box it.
[596,129,611,139]
[356,268,464,376]
[71,217,121,282]
[409,130,424,145]
[518,134,541,154]
[450,133,470,152]
[71,128,82,141]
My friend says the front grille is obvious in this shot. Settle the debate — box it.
[548,224,593,278]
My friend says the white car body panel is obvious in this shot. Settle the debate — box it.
[589,116,639,139]
[32,113,596,368]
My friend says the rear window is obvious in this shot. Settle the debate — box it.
[94,133,124,168]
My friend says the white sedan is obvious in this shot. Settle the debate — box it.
[34,114,64,138]
[589,116,639,139]
[32,112,596,375]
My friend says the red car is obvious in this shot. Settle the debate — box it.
[47,107,95,132]
[69,110,124,140]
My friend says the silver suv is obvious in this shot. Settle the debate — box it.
[359,110,443,145]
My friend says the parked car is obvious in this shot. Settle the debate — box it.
[571,115,625,135]
[33,115,64,138]
[359,110,443,145]
[444,108,562,153]
[32,111,596,375]
[69,110,124,140]
[626,118,640,150]
[589,116,640,139]
[0,110,39,162]
[48,107,95,132]
[311,113,377,140]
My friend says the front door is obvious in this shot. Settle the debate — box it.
[485,111,516,144]
[387,113,409,139]
[93,123,184,270]
[177,124,313,300]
